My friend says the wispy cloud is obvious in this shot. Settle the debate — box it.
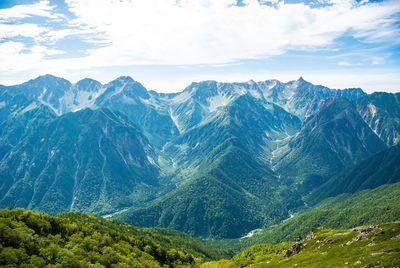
[371,56,386,65]
[0,23,48,39]
[337,61,354,66]
[0,0,60,20]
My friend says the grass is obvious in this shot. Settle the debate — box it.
[202,222,400,267]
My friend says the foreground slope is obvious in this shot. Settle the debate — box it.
[203,222,400,268]
[2,209,399,268]
[0,209,225,267]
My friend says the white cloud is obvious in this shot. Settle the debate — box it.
[337,61,352,66]
[337,60,362,66]
[30,45,65,56]
[0,0,399,92]
[371,56,386,65]
[0,23,48,39]
[0,0,59,21]
[0,1,68,42]
[0,42,43,73]
[58,0,400,66]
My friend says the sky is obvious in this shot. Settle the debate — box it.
[0,0,399,93]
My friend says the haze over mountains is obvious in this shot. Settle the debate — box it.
[0,74,399,239]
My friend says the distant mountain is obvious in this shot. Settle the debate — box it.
[167,78,365,133]
[0,75,399,239]
[307,144,400,205]
[0,104,159,214]
[95,76,179,148]
[118,95,302,238]
[261,77,365,119]
[356,92,400,146]
[168,80,267,133]
[5,75,73,115]
[164,94,300,180]
[272,98,386,191]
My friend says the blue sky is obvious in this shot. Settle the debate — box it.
[0,0,399,93]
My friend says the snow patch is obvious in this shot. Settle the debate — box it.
[368,103,378,117]
[147,155,156,165]
[38,88,60,115]
[208,94,233,112]
[121,94,137,104]
[140,97,151,105]
[172,91,191,103]
[249,90,262,99]
[169,108,183,133]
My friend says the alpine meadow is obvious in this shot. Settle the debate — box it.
[0,0,400,267]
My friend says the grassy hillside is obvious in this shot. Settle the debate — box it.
[0,209,225,267]
[1,208,399,267]
[202,222,400,267]
[208,183,400,253]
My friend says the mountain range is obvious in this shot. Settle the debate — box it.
[0,74,399,239]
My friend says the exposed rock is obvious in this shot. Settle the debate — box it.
[285,243,302,257]
[391,234,400,240]
[351,225,378,233]
[304,231,316,241]
[347,225,380,245]
[354,232,368,241]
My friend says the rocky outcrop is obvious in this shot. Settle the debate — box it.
[285,243,302,257]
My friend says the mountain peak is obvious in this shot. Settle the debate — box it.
[297,76,306,82]
[76,78,101,85]
[294,76,312,87]
[36,74,63,80]
[31,74,71,85]
[75,78,102,91]
[114,76,135,83]
[101,76,150,100]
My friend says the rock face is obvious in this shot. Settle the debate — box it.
[285,243,302,257]
[305,231,316,241]
[346,225,380,245]
[0,106,159,215]
[356,92,400,146]
[272,98,386,191]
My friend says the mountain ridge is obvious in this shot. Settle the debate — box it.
[1,74,399,239]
